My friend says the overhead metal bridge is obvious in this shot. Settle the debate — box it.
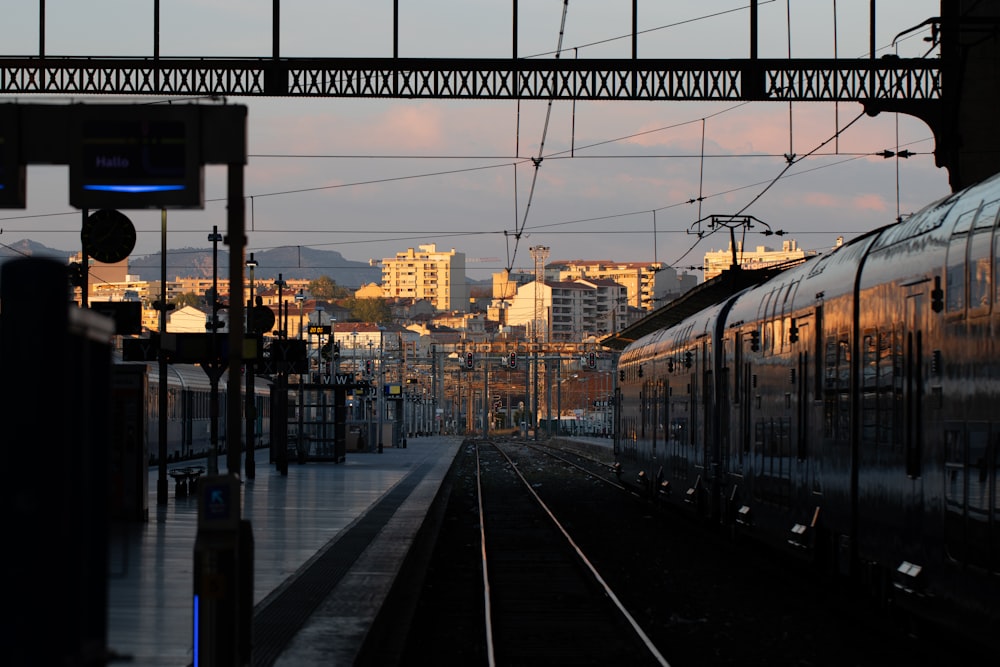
[0,57,941,103]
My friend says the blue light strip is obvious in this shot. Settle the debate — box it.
[193,594,199,667]
[83,184,187,193]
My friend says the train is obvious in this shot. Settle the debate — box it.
[615,170,1000,648]
[115,360,272,464]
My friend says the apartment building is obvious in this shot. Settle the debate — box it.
[380,244,470,312]
[702,239,815,281]
[505,278,628,342]
[544,260,696,311]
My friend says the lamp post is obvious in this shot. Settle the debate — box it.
[314,305,325,381]
[295,290,305,340]
[245,252,258,479]
[351,330,358,374]
[377,327,384,453]
[206,226,224,475]
[330,317,337,384]
[367,339,374,451]
[273,274,287,338]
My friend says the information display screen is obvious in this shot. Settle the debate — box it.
[71,105,203,209]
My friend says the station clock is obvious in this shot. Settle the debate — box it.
[81,209,136,264]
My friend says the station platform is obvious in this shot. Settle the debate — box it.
[107,436,463,667]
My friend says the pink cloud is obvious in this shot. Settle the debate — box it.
[851,192,890,212]
[370,105,446,150]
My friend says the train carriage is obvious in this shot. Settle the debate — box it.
[614,171,1000,649]
[121,361,272,463]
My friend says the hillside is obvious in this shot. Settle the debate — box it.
[0,240,382,289]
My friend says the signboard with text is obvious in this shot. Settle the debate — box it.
[70,105,203,209]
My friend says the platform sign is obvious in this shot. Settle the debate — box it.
[198,475,241,531]
[0,105,26,208]
[70,105,203,209]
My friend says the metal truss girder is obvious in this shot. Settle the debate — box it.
[0,57,941,102]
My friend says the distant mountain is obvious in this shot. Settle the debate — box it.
[0,239,74,264]
[0,241,382,290]
[127,245,381,288]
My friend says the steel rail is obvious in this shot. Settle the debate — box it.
[524,441,627,491]
[486,440,670,667]
[474,444,497,667]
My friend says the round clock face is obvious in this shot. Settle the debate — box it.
[82,209,137,263]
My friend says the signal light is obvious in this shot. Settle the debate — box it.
[509,351,517,369]
[749,329,760,352]
[365,359,372,375]
[465,352,474,369]
[587,351,596,369]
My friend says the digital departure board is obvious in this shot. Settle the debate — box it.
[70,105,203,209]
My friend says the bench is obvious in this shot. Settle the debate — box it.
[167,466,205,498]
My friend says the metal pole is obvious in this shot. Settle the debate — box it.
[557,358,562,435]
[482,359,489,437]
[545,358,552,437]
[156,208,168,505]
[207,225,223,475]
[532,348,538,441]
[523,348,529,439]
[226,163,246,480]
[245,254,256,479]
[377,332,383,452]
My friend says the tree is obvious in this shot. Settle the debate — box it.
[171,291,202,309]
[308,275,350,300]
[346,297,392,324]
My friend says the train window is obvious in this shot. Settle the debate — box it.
[946,209,976,312]
[734,332,743,403]
[995,227,1000,307]
[968,200,997,312]
[862,332,877,447]
[993,429,1000,533]
[862,332,877,390]
[974,199,999,230]
[837,337,850,391]
[877,329,898,449]
[968,426,990,517]
[823,333,851,442]
[813,305,824,398]
[824,335,838,391]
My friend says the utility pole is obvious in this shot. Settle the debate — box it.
[244,252,258,479]
[206,225,224,476]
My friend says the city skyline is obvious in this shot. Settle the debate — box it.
[0,2,947,284]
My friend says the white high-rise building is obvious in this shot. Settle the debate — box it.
[380,244,470,312]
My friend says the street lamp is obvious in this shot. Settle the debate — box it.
[206,226,224,475]
[273,274,288,338]
[351,330,359,375]
[330,317,337,384]
[367,338,374,451]
[377,326,385,453]
[295,289,305,340]
[245,252,259,479]
[314,305,325,381]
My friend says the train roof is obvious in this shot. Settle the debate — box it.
[600,260,806,351]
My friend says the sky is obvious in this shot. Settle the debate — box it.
[0,1,948,283]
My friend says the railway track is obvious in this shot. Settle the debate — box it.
[377,437,991,666]
[477,440,667,666]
